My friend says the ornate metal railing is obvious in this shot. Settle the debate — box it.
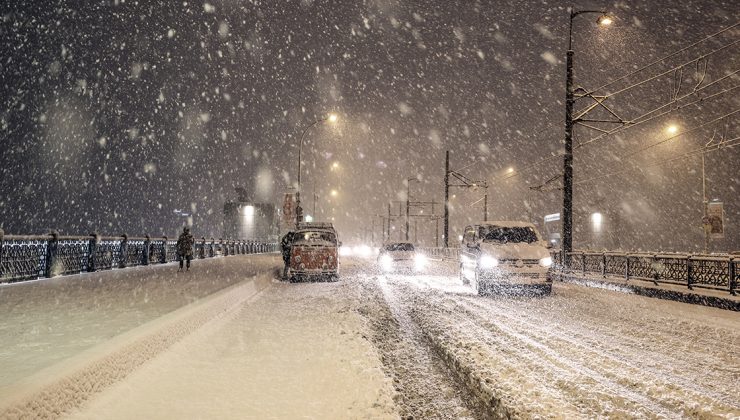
[552,250,737,295]
[0,229,278,284]
[418,247,460,261]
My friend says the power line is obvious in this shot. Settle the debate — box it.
[621,108,739,159]
[573,136,740,186]
[598,39,739,100]
[577,22,739,100]
[488,81,739,185]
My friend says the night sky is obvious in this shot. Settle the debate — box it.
[1,0,738,252]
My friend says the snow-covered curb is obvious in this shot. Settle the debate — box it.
[556,272,740,311]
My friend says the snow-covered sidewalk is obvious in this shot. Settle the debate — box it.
[0,256,398,419]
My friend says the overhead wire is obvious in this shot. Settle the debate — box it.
[573,136,740,186]
[489,83,738,184]
[486,22,739,186]
[577,22,739,100]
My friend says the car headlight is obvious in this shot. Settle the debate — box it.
[539,256,553,267]
[479,255,499,269]
[379,254,393,271]
[414,254,427,270]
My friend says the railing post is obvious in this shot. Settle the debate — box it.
[119,234,128,269]
[0,228,5,278]
[161,237,168,264]
[87,233,98,272]
[143,235,151,265]
[581,252,586,276]
[625,254,630,281]
[686,256,693,290]
[729,258,736,296]
[45,231,59,278]
[601,253,606,277]
[686,255,694,289]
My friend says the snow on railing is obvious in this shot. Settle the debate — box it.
[551,250,737,295]
[0,229,278,284]
[417,247,460,261]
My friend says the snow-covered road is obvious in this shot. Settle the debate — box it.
[354,260,740,418]
[0,255,737,419]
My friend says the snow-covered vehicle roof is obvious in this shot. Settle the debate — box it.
[474,221,538,229]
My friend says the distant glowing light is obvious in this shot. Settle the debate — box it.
[332,162,340,169]
[330,189,338,197]
[305,214,313,222]
[666,124,679,135]
[507,167,514,173]
[243,205,255,217]
[591,212,603,232]
[597,15,613,26]
[328,113,338,123]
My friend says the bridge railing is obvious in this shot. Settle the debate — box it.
[552,250,737,295]
[0,230,278,284]
[418,247,460,261]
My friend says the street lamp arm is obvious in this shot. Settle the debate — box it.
[568,9,607,50]
[297,118,326,189]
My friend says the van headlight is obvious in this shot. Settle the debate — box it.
[539,257,553,267]
[479,255,499,269]
[414,254,427,270]
[379,254,393,271]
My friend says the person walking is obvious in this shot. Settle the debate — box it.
[177,226,195,272]
[280,231,294,279]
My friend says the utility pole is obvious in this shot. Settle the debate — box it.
[562,9,611,267]
[405,177,418,241]
[444,150,450,248]
[387,203,391,241]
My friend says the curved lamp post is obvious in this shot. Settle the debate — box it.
[296,113,338,226]
[561,9,612,267]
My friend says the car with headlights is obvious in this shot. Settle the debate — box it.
[377,242,428,273]
[289,222,339,282]
[459,221,553,295]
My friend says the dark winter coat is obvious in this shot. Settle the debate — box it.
[280,232,294,261]
[176,231,195,257]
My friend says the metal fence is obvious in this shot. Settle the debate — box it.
[0,230,278,284]
[553,251,737,295]
[419,247,460,261]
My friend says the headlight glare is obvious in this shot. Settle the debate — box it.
[540,256,553,267]
[380,254,393,271]
[479,255,499,269]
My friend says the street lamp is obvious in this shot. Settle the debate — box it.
[295,113,339,226]
[562,9,612,267]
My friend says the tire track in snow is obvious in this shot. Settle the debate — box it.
[392,281,683,418]
[354,271,484,420]
[454,293,739,411]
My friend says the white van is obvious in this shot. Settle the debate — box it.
[459,221,553,295]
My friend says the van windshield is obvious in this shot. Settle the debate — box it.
[293,230,337,245]
[479,226,538,244]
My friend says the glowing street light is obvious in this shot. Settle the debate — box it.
[666,124,679,135]
[597,15,613,26]
[295,112,341,226]
[330,189,338,197]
